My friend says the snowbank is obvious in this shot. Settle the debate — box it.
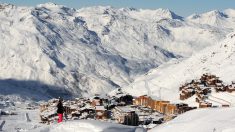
[34,120,146,132]
[150,107,235,132]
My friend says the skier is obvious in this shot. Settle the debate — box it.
[57,97,64,123]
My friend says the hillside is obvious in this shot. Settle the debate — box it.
[0,3,235,100]
[123,32,235,106]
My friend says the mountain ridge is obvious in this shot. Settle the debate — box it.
[0,3,235,100]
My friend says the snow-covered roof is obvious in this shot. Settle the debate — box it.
[95,106,106,111]
[116,106,135,113]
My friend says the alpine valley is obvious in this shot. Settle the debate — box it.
[1,3,235,101]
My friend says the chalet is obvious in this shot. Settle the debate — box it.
[222,104,230,107]
[215,82,223,87]
[179,85,197,100]
[215,86,226,92]
[112,106,137,124]
[63,105,77,115]
[123,111,139,126]
[199,102,212,108]
[226,85,235,93]
[133,98,139,106]
[95,106,107,120]
[80,103,95,113]
[158,101,170,114]
[193,80,200,85]
[179,73,235,109]
[137,111,163,125]
[80,105,95,119]
[165,104,177,115]
[133,96,149,107]
[71,111,81,119]
[138,95,150,106]
[195,90,203,96]
[196,97,203,103]
[197,94,208,100]
[152,100,160,111]
[91,96,102,106]
[176,103,196,114]
[131,98,174,115]
[153,100,169,113]
[146,97,153,109]
[201,87,211,95]
[180,93,186,100]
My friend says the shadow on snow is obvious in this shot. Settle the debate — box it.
[0,79,74,101]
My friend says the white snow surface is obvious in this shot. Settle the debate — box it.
[149,107,235,132]
[0,3,235,100]
[34,120,146,132]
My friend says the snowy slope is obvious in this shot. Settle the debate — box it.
[34,120,146,132]
[123,32,235,104]
[77,6,231,56]
[0,3,235,100]
[150,107,235,132]
[187,9,235,29]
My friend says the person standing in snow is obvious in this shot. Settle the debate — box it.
[57,97,64,123]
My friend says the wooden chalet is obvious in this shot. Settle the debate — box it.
[199,102,212,108]
[165,104,177,115]
[112,106,138,125]
[226,85,235,93]
[95,106,107,119]
[91,96,102,106]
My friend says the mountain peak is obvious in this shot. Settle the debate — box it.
[154,8,183,20]
[187,13,200,19]
[37,2,64,9]
[0,3,16,10]
[188,10,228,20]
[203,10,228,18]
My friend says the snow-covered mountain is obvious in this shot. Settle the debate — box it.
[123,32,235,104]
[187,9,235,28]
[0,3,235,100]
